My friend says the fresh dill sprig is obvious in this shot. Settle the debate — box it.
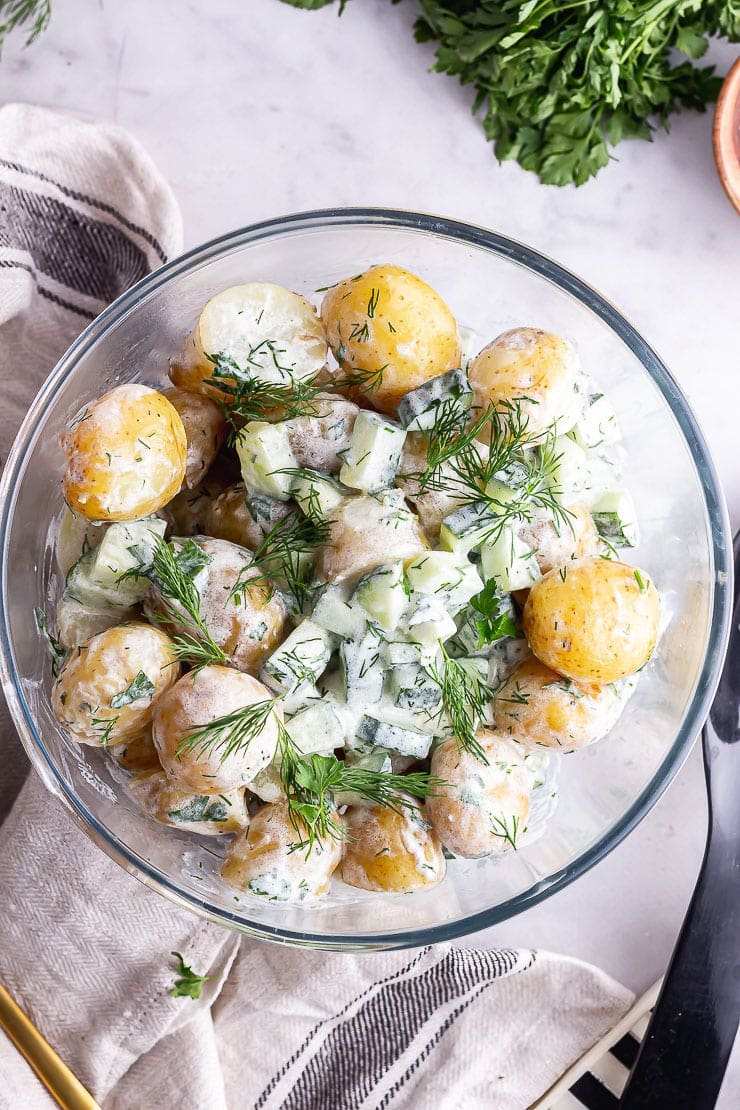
[34,606,68,677]
[176,697,279,761]
[432,646,491,764]
[120,536,227,668]
[334,363,388,396]
[0,0,51,51]
[205,351,324,438]
[489,813,521,851]
[238,511,330,613]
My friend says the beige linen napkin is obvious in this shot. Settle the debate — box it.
[0,104,634,1110]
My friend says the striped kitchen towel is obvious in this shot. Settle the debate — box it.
[0,103,634,1110]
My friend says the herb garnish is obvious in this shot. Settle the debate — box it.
[489,812,521,851]
[234,511,330,614]
[205,352,324,438]
[170,952,212,1000]
[432,646,491,764]
[34,607,68,676]
[110,671,155,709]
[469,582,519,648]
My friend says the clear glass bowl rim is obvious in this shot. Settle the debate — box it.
[0,207,732,950]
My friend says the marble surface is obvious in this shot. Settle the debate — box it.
[1,0,738,1101]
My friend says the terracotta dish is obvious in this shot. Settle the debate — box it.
[713,57,740,215]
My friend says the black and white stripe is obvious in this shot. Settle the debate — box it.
[255,947,534,1110]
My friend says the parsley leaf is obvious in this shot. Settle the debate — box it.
[170,952,212,1000]
[469,582,519,648]
[110,671,155,709]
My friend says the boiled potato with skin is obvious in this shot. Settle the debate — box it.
[144,536,287,674]
[52,622,180,746]
[396,434,466,543]
[205,483,296,550]
[161,387,227,489]
[61,385,187,522]
[523,557,659,682]
[316,492,428,583]
[127,770,249,835]
[340,800,445,893]
[468,328,583,438]
[427,731,532,858]
[221,800,342,901]
[171,283,328,398]
[152,666,280,793]
[284,393,359,474]
[492,654,628,752]
[110,729,162,773]
[322,265,461,415]
[517,504,600,575]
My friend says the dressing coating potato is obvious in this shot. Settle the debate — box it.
[316,492,428,583]
[523,557,659,682]
[427,731,532,858]
[152,666,280,792]
[110,730,162,773]
[205,483,296,550]
[52,623,180,746]
[161,387,227,489]
[284,393,359,474]
[220,801,342,900]
[144,536,287,674]
[340,800,445,893]
[492,654,627,752]
[127,770,249,835]
[469,329,583,438]
[61,385,187,521]
[517,504,600,575]
[322,265,461,415]
[171,283,328,397]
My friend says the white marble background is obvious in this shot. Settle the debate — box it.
[0,0,738,1101]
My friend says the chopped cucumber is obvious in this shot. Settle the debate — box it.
[285,698,345,755]
[245,495,293,535]
[396,368,473,431]
[547,434,590,499]
[591,490,638,547]
[334,747,394,806]
[261,619,335,695]
[480,525,541,592]
[405,601,457,647]
[385,639,429,669]
[90,518,167,604]
[352,561,408,631]
[312,585,366,639]
[389,664,442,712]
[355,714,432,759]
[291,469,346,519]
[439,501,498,555]
[340,627,385,706]
[55,596,130,649]
[339,411,406,493]
[571,393,620,452]
[236,421,298,500]
[405,551,483,614]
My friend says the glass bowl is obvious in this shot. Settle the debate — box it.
[0,209,732,950]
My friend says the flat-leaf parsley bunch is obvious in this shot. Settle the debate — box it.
[281,0,739,186]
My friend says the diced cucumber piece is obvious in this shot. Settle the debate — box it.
[311,585,366,639]
[339,411,406,493]
[340,628,385,706]
[89,518,167,605]
[280,683,321,716]
[55,596,130,649]
[546,435,590,498]
[63,552,127,611]
[385,640,428,668]
[571,393,620,452]
[406,601,457,647]
[247,763,284,803]
[480,525,541,592]
[483,476,523,509]
[405,551,483,614]
[245,495,293,535]
[591,490,638,547]
[356,714,432,759]
[236,421,298,500]
[439,501,497,555]
[396,368,473,431]
[285,698,345,755]
[389,664,442,712]
[352,561,408,631]
[291,469,346,520]
[343,748,393,774]
[261,620,335,695]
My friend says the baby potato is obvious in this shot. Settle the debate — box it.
[52,622,180,746]
[61,384,187,522]
[205,483,296,550]
[322,265,461,415]
[161,387,227,489]
[427,732,532,858]
[284,393,359,474]
[340,800,445,893]
[171,283,328,398]
[316,492,428,583]
[158,473,231,537]
[110,729,162,773]
[468,328,583,438]
[221,800,342,900]
[144,536,287,674]
[127,770,249,835]
[517,504,600,575]
[152,666,280,793]
[492,654,627,752]
[523,557,659,682]
[396,434,465,542]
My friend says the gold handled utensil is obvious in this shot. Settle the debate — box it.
[0,981,101,1110]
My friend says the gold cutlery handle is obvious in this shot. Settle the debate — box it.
[0,981,101,1110]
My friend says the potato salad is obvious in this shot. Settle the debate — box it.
[42,264,660,905]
